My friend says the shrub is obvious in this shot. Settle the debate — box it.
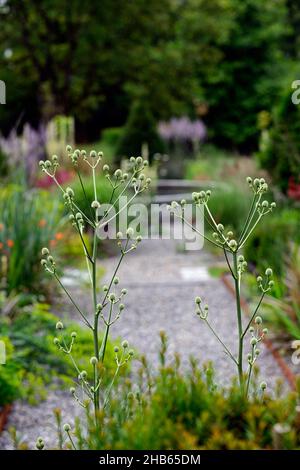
[71,338,300,450]
[0,186,62,295]
[0,338,22,406]
[244,209,300,277]
[207,186,252,233]
[101,127,124,149]
[116,100,165,163]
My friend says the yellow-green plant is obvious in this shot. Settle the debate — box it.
[170,177,276,396]
[38,146,150,448]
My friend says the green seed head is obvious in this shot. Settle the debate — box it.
[255,316,262,325]
[265,268,273,277]
[41,247,49,256]
[122,340,129,349]
[260,381,267,391]
[63,423,71,432]
[90,356,98,366]
[56,321,64,330]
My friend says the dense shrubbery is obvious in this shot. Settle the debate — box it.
[63,339,300,450]
[116,100,165,162]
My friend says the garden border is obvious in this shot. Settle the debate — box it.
[222,274,296,390]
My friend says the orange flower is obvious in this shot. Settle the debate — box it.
[7,239,14,248]
[55,232,64,241]
[0,223,4,231]
[38,219,47,228]
[50,239,57,248]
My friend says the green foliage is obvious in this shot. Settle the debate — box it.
[101,127,124,150]
[0,303,122,405]
[0,148,8,177]
[116,100,165,161]
[0,338,22,406]
[257,74,300,192]
[70,175,117,227]
[202,0,287,150]
[73,346,300,450]
[0,186,62,294]
[207,186,252,233]
[244,209,300,277]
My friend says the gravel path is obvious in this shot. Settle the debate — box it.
[0,235,289,449]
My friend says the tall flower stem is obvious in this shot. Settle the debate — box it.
[233,251,244,392]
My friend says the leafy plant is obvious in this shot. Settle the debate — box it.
[37,145,151,448]
[170,177,276,397]
[263,243,300,340]
[0,186,62,295]
[0,338,22,406]
[60,335,300,450]
[0,303,121,405]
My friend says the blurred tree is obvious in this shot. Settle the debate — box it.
[200,0,288,151]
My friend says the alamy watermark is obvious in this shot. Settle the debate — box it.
[94,196,204,251]
[0,80,6,104]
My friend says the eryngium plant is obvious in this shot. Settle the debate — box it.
[170,177,275,397]
[38,146,150,442]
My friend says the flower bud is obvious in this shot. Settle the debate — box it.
[114,169,122,179]
[122,340,129,349]
[41,247,49,256]
[246,177,252,185]
[121,288,127,295]
[260,381,267,391]
[136,235,142,243]
[53,338,60,346]
[79,370,87,380]
[255,316,262,325]
[128,349,134,357]
[217,224,224,232]
[136,156,143,165]
[263,328,268,335]
[103,164,109,172]
[116,231,123,239]
[113,276,119,285]
[195,296,202,305]
[70,387,75,395]
[71,331,77,339]
[229,239,237,251]
[91,200,100,209]
[250,338,257,346]
[90,356,98,365]
[126,227,134,238]
[41,259,47,267]
[66,187,74,198]
[89,150,97,158]
[66,145,72,153]
[265,268,273,277]
[114,346,119,353]
[119,303,125,311]
[56,321,64,330]
[63,423,71,432]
